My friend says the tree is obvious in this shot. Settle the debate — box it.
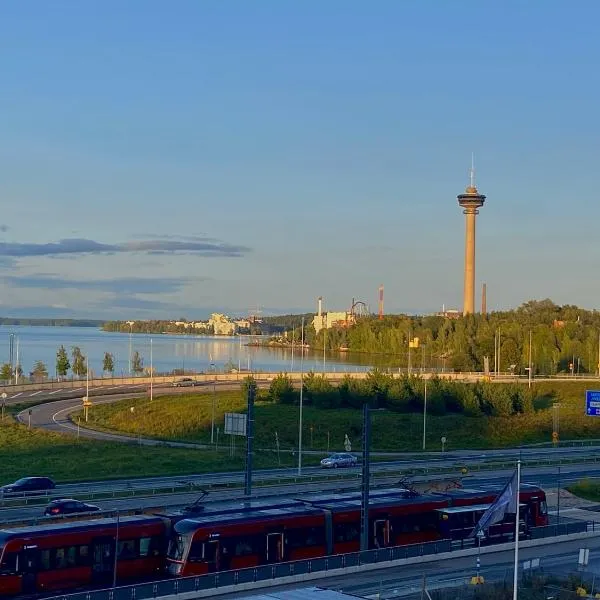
[269,373,296,404]
[241,375,258,400]
[0,363,11,382]
[132,351,144,374]
[56,345,70,379]
[31,360,48,380]
[71,346,87,378]
[103,352,114,374]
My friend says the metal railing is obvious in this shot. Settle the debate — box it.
[30,521,600,600]
[45,539,453,600]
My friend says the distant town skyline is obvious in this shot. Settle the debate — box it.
[2,2,600,319]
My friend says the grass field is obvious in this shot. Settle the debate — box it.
[0,413,315,486]
[79,380,600,452]
[566,479,600,502]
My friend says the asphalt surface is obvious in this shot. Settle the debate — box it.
[1,463,599,525]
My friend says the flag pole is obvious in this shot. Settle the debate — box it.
[512,459,521,600]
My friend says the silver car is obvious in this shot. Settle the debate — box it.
[320,453,358,468]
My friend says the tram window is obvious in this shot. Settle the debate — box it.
[79,545,89,565]
[118,540,136,559]
[40,550,51,571]
[140,537,151,557]
[55,548,67,569]
[334,523,360,543]
[0,552,18,574]
[66,546,77,567]
[188,541,204,563]
[540,501,547,515]
[287,527,325,548]
[233,536,260,557]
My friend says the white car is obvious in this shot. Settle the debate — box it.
[320,453,358,468]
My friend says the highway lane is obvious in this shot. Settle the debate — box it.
[1,464,599,524]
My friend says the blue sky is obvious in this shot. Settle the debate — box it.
[1,1,600,319]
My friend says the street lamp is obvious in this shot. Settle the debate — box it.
[210,362,216,444]
[150,338,153,402]
[297,317,305,476]
[126,321,134,375]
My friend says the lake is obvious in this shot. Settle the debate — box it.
[0,326,383,378]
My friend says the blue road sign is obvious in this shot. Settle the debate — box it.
[585,390,600,416]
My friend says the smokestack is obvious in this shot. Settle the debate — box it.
[317,296,323,317]
[481,283,487,315]
[378,285,384,320]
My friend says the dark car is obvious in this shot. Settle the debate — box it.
[0,476,56,495]
[172,378,199,387]
[44,499,100,516]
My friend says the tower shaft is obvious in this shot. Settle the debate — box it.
[462,209,477,316]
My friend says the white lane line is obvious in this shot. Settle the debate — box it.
[48,389,64,395]
[10,392,23,399]
[28,390,43,397]
[72,387,84,392]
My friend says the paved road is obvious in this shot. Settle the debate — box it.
[1,463,598,525]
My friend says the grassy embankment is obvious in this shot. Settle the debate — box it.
[567,479,600,502]
[79,380,600,452]
[0,411,315,485]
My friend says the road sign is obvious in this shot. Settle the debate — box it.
[585,390,600,416]
[224,412,246,436]
[1,393,7,399]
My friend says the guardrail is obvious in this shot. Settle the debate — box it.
[44,539,453,600]
[4,448,600,513]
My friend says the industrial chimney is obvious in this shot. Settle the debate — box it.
[481,283,487,315]
[317,296,323,318]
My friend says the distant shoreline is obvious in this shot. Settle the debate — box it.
[0,319,104,327]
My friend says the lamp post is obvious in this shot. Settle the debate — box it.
[127,321,134,375]
[297,317,305,476]
[210,362,216,444]
[528,329,533,389]
[422,380,428,450]
[150,338,153,402]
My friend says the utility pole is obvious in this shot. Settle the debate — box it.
[150,338,153,401]
[244,383,255,496]
[422,381,428,450]
[297,317,305,475]
[528,329,533,389]
[360,402,371,551]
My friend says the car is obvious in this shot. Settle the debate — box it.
[44,499,100,516]
[0,476,56,495]
[320,453,358,469]
[172,378,199,387]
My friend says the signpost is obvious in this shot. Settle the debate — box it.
[585,390,600,416]
[224,412,246,457]
[82,396,92,423]
[1,392,6,421]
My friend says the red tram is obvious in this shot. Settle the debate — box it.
[166,485,548,576]
[0,516,166,596]
[0,485,548,595]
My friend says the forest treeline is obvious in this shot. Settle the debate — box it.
[289,299,600,375]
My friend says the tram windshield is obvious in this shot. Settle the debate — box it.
[167,534,188,561]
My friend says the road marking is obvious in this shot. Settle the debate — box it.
[10,392,23,398]
[48,389,64,395]
[72,387,84,392]
[28,390,43,397]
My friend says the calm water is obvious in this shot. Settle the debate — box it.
[0,326,379,377]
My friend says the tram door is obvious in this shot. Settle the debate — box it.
[91,537,115,584]
[266,533,283,564]
[20,549,37,594]
[373,519,390,548]
[204,540,220,572]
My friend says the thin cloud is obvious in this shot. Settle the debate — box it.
[3,274,208,295]
[0,237,250,258]
[0,225,9,233]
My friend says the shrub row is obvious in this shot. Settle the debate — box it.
[249,371,535,417]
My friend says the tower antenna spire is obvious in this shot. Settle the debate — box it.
[470,153,475,189]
